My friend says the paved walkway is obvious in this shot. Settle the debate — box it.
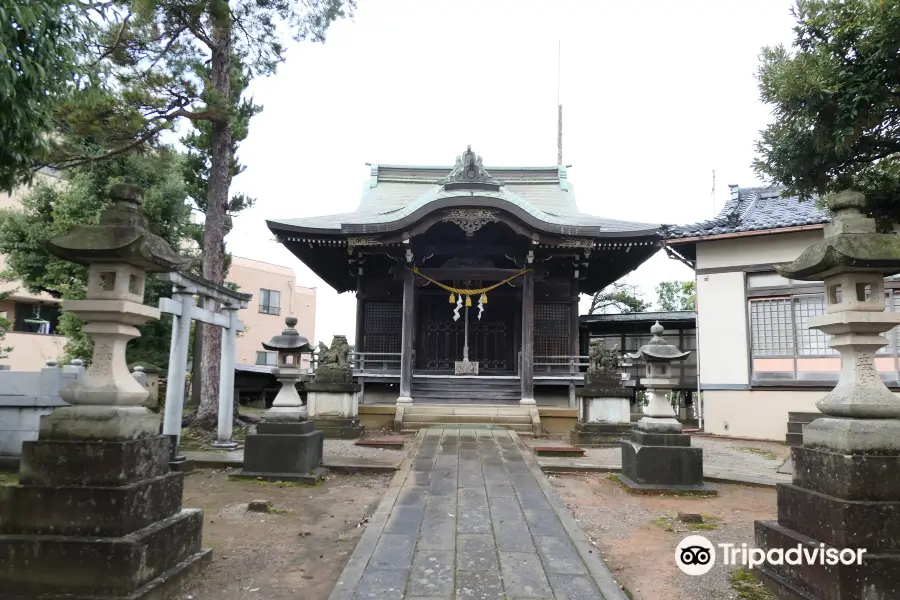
[329,428,626,600]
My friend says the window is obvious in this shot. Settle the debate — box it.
[13,302,61,335]
[255,351,277,366]
[748,278,900,382]
[259,289,281,315]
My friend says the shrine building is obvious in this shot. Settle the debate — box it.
[268,146,662,406]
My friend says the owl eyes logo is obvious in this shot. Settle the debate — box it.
[676,535,716,576]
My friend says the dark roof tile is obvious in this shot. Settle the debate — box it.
[664,185,829,239]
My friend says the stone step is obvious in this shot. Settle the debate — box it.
[404,405,532,415]
[785,432,804,446]
[403,420,531,431]
[401,425,534,436]
[403,414,532,425]
[787,421,805,434]
[787,412,820,424]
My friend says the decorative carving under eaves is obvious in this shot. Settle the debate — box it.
[347,236,382,247]
[442,208,499,236]
[437,146,504,190]
[556,238,594,249]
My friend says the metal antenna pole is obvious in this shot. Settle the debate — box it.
[557,41,563,166]
[463,302,469,361]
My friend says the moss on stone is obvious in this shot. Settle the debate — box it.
[730,567,776,600]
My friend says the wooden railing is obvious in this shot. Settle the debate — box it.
[533,355,590,375]
[350,351,403,374]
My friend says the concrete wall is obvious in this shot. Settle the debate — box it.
[696,271,749,386]
[0,365,79,456]
[695,230,823,270]
[228,256,317,365]
[1,332,67,371]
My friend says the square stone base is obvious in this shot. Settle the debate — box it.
[621,435,705,489]
[242,421,323,477]
[310,417,365,439]
[581,397,631,424]
[616,474,717,496]
[230,467,327,484]
[755,520,900,600]
[569,422,633,447]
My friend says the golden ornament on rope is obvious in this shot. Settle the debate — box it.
[409,266,532,306]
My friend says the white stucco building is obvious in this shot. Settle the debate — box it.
[664,184,900,441]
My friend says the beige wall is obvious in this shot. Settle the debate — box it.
[696,271,749,386]
[1,332,66,370]
[229,256,316,365]
[695,230,823,270]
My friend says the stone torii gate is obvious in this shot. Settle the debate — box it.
[158,270,251,459]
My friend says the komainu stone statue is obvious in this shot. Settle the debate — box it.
[315,335,352,384]
[588,339,620,374]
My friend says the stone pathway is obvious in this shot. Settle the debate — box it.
[329,428,626,600]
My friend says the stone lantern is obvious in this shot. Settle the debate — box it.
[618,321,713,494]
[0,182,210,599]
[237,316,325,483]
[263,316,312,422]
[755,191,900,599]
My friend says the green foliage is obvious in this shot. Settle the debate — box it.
[754,0,900,220]
[589,282,650,315]
[0,0,80,191]
[656,280,696,311]
[0,150,191,367]
[731,567,776,600]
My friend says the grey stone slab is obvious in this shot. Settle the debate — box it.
[534,537,587,575]
[413,458,435,472]
[458,486,488,506]
[407,550,455,597]
[486,482,515,497]
[455,569,504,599]
[353,568,409,600]
[517,491,552,510]
[430,476,458,496]
[457,534,499,571]
[494,522,536,552]
[369,533,417,570]
[397,488,428,506]
[547,574,601,599]
[458,505,492,534]
[424,496,457,518]
[459,470,485,488]
[409,472,433,487]
[418,517,457,551]
[524,510,567,538]
[436,456,460,467]
[383,505,425,534]
[489,499,526,524]
[499,552,553,598]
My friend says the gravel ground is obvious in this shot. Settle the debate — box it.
[323,437,413,460]
[549,473,777,600]
[527,433,790,475]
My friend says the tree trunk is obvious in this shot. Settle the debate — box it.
[194,15,232,430]
[189,322,203,407]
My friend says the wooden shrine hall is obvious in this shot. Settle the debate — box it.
[268,146,662,406]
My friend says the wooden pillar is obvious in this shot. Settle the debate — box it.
[355,273,365,356]
[520,271,535,405]
[397,269,414,404]
[570,297,580,357]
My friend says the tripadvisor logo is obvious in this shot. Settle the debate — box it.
[675,535,867,576]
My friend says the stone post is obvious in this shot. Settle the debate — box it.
[238,316,325,483]
[212,304,239,448]
[162,286,195,461]
[618,322,713,494]
[0,182,209,599]
[755,191,900,599]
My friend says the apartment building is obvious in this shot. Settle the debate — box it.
[228,256,317,367]
[0,171,67,370]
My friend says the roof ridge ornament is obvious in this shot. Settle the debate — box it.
[437,145,504,191]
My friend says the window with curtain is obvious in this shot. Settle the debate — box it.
[259,289,281,315]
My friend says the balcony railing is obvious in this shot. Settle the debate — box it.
[350,352,402,375]
[533,355,589,375]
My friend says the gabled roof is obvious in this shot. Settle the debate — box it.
[665,185,829,240]
[267,159,659,238]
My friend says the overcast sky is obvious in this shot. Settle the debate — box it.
[225,0,798,345]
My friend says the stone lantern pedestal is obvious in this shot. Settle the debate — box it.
[0,183,209,599]
[238,317,325,483]
[308,335,364,439]
[619,322,714,495]
[755,191,900,600]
